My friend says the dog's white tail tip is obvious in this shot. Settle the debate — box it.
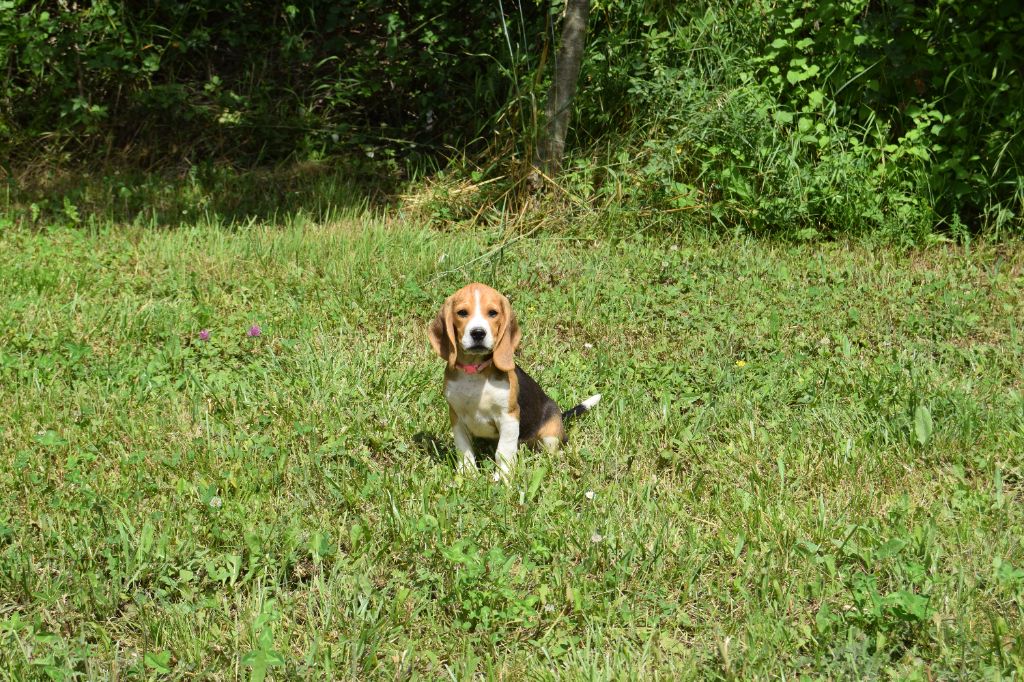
[582,394,602,409]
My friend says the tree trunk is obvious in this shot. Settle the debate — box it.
[534,0,590,179]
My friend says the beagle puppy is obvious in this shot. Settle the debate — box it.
[428,283,600,480]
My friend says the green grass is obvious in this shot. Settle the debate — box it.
[1,210,1023,679]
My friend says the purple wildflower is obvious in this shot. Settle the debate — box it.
[247,324,262,338]
[198,329,211,341]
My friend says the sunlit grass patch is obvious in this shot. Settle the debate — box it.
[0,217,1022,678]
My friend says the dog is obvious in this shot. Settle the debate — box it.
[428,283,600,480]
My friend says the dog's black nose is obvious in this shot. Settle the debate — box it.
[470,328,486,342]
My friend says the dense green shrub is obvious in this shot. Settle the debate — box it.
[0,0,543,165]
[545,0,1022,236]
[1,0,1021,236]
[750,0,1024,233]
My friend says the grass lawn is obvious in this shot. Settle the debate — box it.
[1,212,1022,679]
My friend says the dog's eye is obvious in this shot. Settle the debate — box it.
[456,310,469,318]
[488,310,498,318]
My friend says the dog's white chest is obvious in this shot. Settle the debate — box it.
[445,373,512,439]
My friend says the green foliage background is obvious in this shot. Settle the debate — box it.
[0,0,539,162]
[2,0,1022,237]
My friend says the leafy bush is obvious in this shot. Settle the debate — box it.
[546,0,1021,237]
[750,0,1024,233]
[2,0,1021,237]
[0,0,545,164]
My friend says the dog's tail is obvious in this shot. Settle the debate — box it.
[562,394,602,422]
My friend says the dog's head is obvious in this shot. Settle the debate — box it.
[428,283,520,371]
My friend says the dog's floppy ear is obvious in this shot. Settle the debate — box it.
[428,299,457,369]
[492,294,521,372]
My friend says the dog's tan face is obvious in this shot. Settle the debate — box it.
[429,283,521,371]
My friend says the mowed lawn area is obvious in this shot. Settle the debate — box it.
[1,215,1022,679]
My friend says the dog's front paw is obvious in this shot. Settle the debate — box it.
[456,452,478,475]
[493,459,516,484]
[494,449,517,484]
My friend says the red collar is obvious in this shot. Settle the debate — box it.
[457,358,492,374]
